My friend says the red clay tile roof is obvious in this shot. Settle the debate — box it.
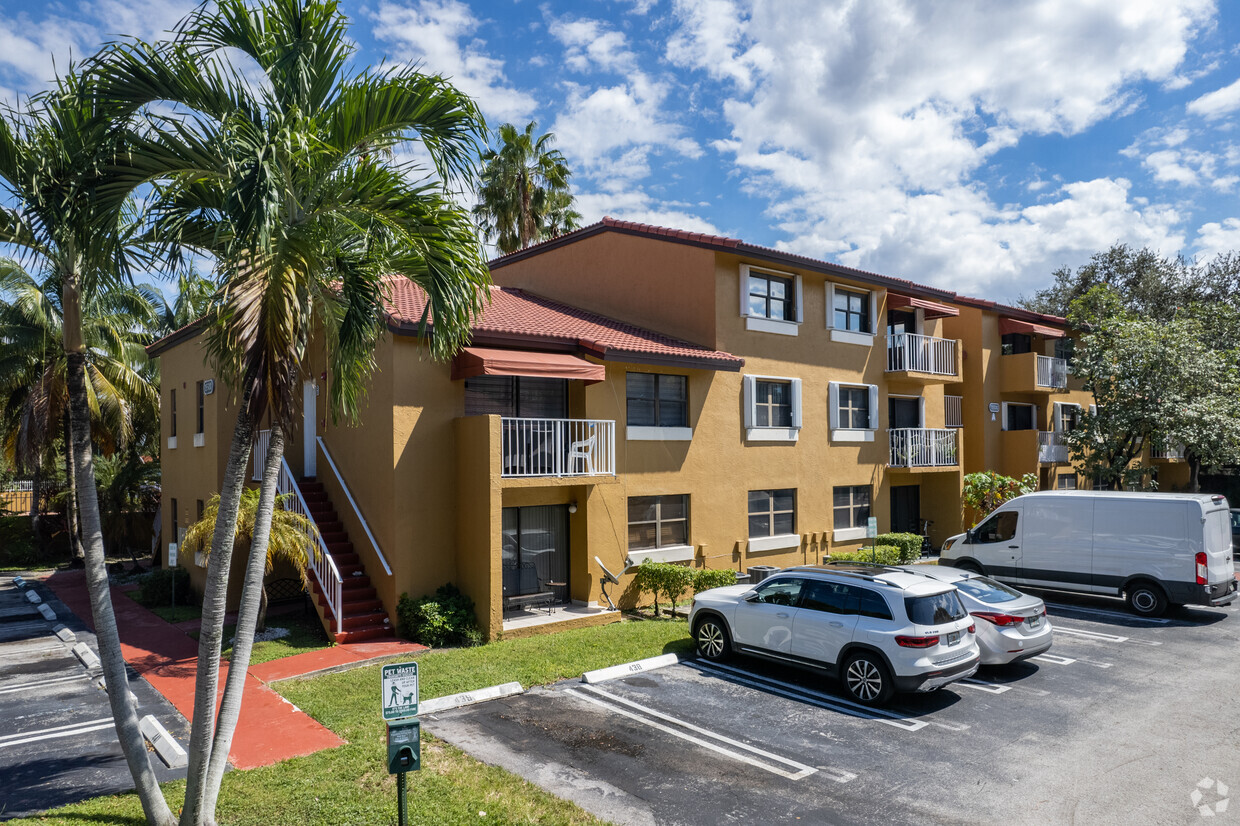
[489,216,1067,329]
[385,278,744,371]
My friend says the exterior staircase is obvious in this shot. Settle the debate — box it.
[298,477,394,643]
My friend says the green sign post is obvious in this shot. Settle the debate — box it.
[382,662,420,826]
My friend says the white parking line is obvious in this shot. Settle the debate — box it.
[1031,653,1076,665]
[568,685,837,783]
[688,661,930,732]
[957,678,1012,694]
[0,718,115,750]
[1068,656,1114,669]
[1053,625,1161,647]
[960,678,1050,697]
[1045,603,1170,625]
[0,673,90,695]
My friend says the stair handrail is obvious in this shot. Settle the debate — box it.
[278,456,343,635]
[316,436,392,576]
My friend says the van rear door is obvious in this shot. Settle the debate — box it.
[1202,500,1233,586]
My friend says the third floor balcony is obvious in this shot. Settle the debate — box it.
[885,333,962,383]
[1000,352,1068,394]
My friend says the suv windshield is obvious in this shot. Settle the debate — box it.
[904,591,967,625]
[953,576,1021,604]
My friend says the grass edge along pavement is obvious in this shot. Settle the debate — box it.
[7,617,695,825]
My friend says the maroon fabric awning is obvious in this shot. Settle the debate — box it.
[999,317,1066,339]
[450,347,605,383]
[887,292,959,319]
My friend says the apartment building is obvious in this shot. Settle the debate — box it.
[150,218,1188,642]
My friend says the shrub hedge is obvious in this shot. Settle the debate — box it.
[137,566,193,606]
[396,583,482,648]
[873,532,923,562]
[828,545,902,565]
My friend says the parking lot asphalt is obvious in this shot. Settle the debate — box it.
[0,576,187,821]
[425,590,1240,826]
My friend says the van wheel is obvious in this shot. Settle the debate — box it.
[1125,581,1168,617]
[842,652,894,706]
[694,616,731,661]
[955,560,984,576]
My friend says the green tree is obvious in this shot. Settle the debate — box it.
[181,487,319,633]
[474,120,581,254]
[158,265,217,334]
[94,1,491,820]
[0,70,174,825]
[961,471,1037,525]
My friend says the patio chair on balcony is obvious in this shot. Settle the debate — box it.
[567,428,596,475]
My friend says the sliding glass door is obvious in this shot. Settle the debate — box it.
[501,505,569,603]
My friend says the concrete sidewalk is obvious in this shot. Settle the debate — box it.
[41,569,424,770]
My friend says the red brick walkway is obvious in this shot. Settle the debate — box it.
[42,569,423,770]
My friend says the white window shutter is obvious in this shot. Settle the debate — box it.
[743,375,755,429]
[918,395,926,427]
[1052,402,1062,432]
[828,381,840,429]
[867,384,879,430]
[825,283,836,329]
[1089,404,1097,416]
[869,291,879,334]
[790,378,803,429]
[1001,402,1010,431]
[795,276,804,324]
[739,264,750,318]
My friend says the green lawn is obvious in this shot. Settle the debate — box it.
[10,617,692,825]
[186,611,333,665]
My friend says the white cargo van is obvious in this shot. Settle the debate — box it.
[939,492,1237,617]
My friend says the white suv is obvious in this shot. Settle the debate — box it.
[688,563,980,706]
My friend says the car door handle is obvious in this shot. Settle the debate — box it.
[1008,545,1020,549]
[829,621,844,628]
[776,612,789,618]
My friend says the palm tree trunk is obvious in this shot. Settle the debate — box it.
[257,585,269,634]
[28,456,42,546]
[66,347,175,826]
[180,395,254,826]
[64,415,84,562]
[202,423,285,823]
[1188,455,1201,493]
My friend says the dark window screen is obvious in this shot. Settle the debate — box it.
[465,376,568,418]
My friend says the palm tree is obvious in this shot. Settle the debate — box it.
[0,267,161,562]
[474,120,581,254]
[181,486,319,633]
[92,1,491,820]
[158,265,217,334]
[0,71,175,825]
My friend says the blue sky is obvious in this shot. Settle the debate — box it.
[2,0,1239,302]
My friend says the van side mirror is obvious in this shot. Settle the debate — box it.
[965,529,975,544]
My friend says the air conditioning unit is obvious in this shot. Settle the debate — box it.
[746,565,780,583]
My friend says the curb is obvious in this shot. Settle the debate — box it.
[420,682,524,715]
[581,653,680,684]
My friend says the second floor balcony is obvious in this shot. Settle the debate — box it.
[888,428,959,469]
[1000,351,1068,394]
[1038,430,1069,464]
[1151,443,1186,461]
[886,333,962,382]
[501,418,616,478]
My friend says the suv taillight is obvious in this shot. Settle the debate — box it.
[967,623,976,634]
[971,611,1025,627]
[1196,551,1208,585]
[895,635,940,648]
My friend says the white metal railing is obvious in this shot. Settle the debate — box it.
[1152,443,1186,460]
[886,333,958,376]
[252,428,272,481]
[888,428,958,468]
[945,395,963,428]
[1037,355,1068,389]
[1039,430,1069,463]
[317,436,392,576]
[500,418,616,478]
[277,457,342,635]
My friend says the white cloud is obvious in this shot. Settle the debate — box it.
[547,16,637,74]
[675,0,1213,298]
[1194,217,1240,260]
[574,186,722,236]
[1187,76,1240,120]
[370,0,537,122]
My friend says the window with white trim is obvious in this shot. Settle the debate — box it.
[833,485,871,529]
[748,489,796,538]
[1055,402,1080,433]
[1002,402,1035,431]
[828,382,878,441]
[743,375,802,441]
[740,265,802,335]
[628,495,689,551]
[1057,475,1077,490]
[833,288,870,332]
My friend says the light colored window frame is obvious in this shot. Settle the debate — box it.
[740,264,802,336]
[832,485,872,542]
[747,488,798,552]
[627,495,690,552]
[826,283,879,346]
[743,374,802,442]
[828,381,879,442]
[1001,401,1037,431]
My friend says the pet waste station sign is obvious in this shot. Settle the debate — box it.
[382,662,419,720]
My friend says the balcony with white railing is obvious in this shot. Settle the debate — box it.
[501,418,616,478]
[1151,443,1186,461]
[1001,351,1068,393]
[888,428,959,470]
[1038,430,1069,464]
[886,333,961,382]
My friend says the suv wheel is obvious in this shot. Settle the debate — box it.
[1125,581,1168,617]
[695,616,731,661]
[842,652,894,706]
